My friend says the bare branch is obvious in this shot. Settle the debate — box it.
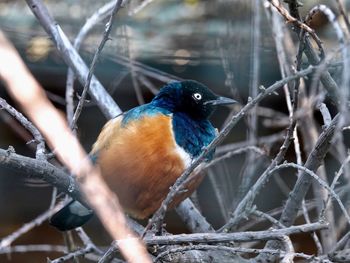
[143,222,327,245]
[175,199,214,233]
[0,97,46,160]
[25,0,121,119]
[155,244,316,263]
[267,0,324,58]
[0,202,65,249]
[50,245,94,263]
[70,0,123,129]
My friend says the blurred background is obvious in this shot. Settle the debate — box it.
[0,0,348,262]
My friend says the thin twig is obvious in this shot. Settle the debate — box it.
[203,146,265,170]
[269,163,350,225]
[284,0,339,105]
[0,202,65,249]
[250,209,285,228]
[76,227,103,255]
[50,245,94,263]
[70,0,123,129]
[0,244,67,254]
[0,97,46,160]
[66,0,118,124]
[216,130,285,155]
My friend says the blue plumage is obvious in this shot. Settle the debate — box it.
[121,104,171,126]
[172,112,216,159]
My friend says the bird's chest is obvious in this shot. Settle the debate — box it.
[172,113,216,160]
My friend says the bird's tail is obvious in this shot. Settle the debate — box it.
[50,200,93,231]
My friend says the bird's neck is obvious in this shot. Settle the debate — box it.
[151,97,177,112]
[172,112,216,159]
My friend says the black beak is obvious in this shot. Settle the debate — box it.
[204,96,237,106]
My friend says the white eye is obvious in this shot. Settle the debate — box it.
[193,93,202,101]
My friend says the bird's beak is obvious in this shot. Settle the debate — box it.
[204,96,237,106]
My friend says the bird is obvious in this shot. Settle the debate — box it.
[50,80,236,231]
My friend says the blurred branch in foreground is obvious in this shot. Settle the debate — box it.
[0,30,151,263]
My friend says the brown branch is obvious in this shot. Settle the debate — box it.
[267,0,324,58]
[284,0,340,104]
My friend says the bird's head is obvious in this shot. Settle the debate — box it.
[152,80,237,119]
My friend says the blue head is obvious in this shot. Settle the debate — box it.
[151,80,236,120]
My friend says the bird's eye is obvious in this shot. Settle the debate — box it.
[192,93,202,101]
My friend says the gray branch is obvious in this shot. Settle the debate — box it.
[25,0,121,119]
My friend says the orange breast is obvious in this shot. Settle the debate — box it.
[91,114,202,219]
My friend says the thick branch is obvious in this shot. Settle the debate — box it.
[0,148,84,203]
[142,222,327,245]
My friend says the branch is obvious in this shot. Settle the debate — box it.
[0,148,83,201]
[175,199,214,233]
[154,244,316,263]
[280,114,341,226]
[0,97,46,160]
[335,0,350,34]
[142,222,327,245]
[284,0,340,104]
[70,0,123,129]
[99,222,326,262]
[0,244,67,254]
[0,202,65,249]
[269,163,350,225]
[25,0,121,119]
[66,0,118,123]
[259,114,344,260]
[267,0,324,58]
[50,245,94,263]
